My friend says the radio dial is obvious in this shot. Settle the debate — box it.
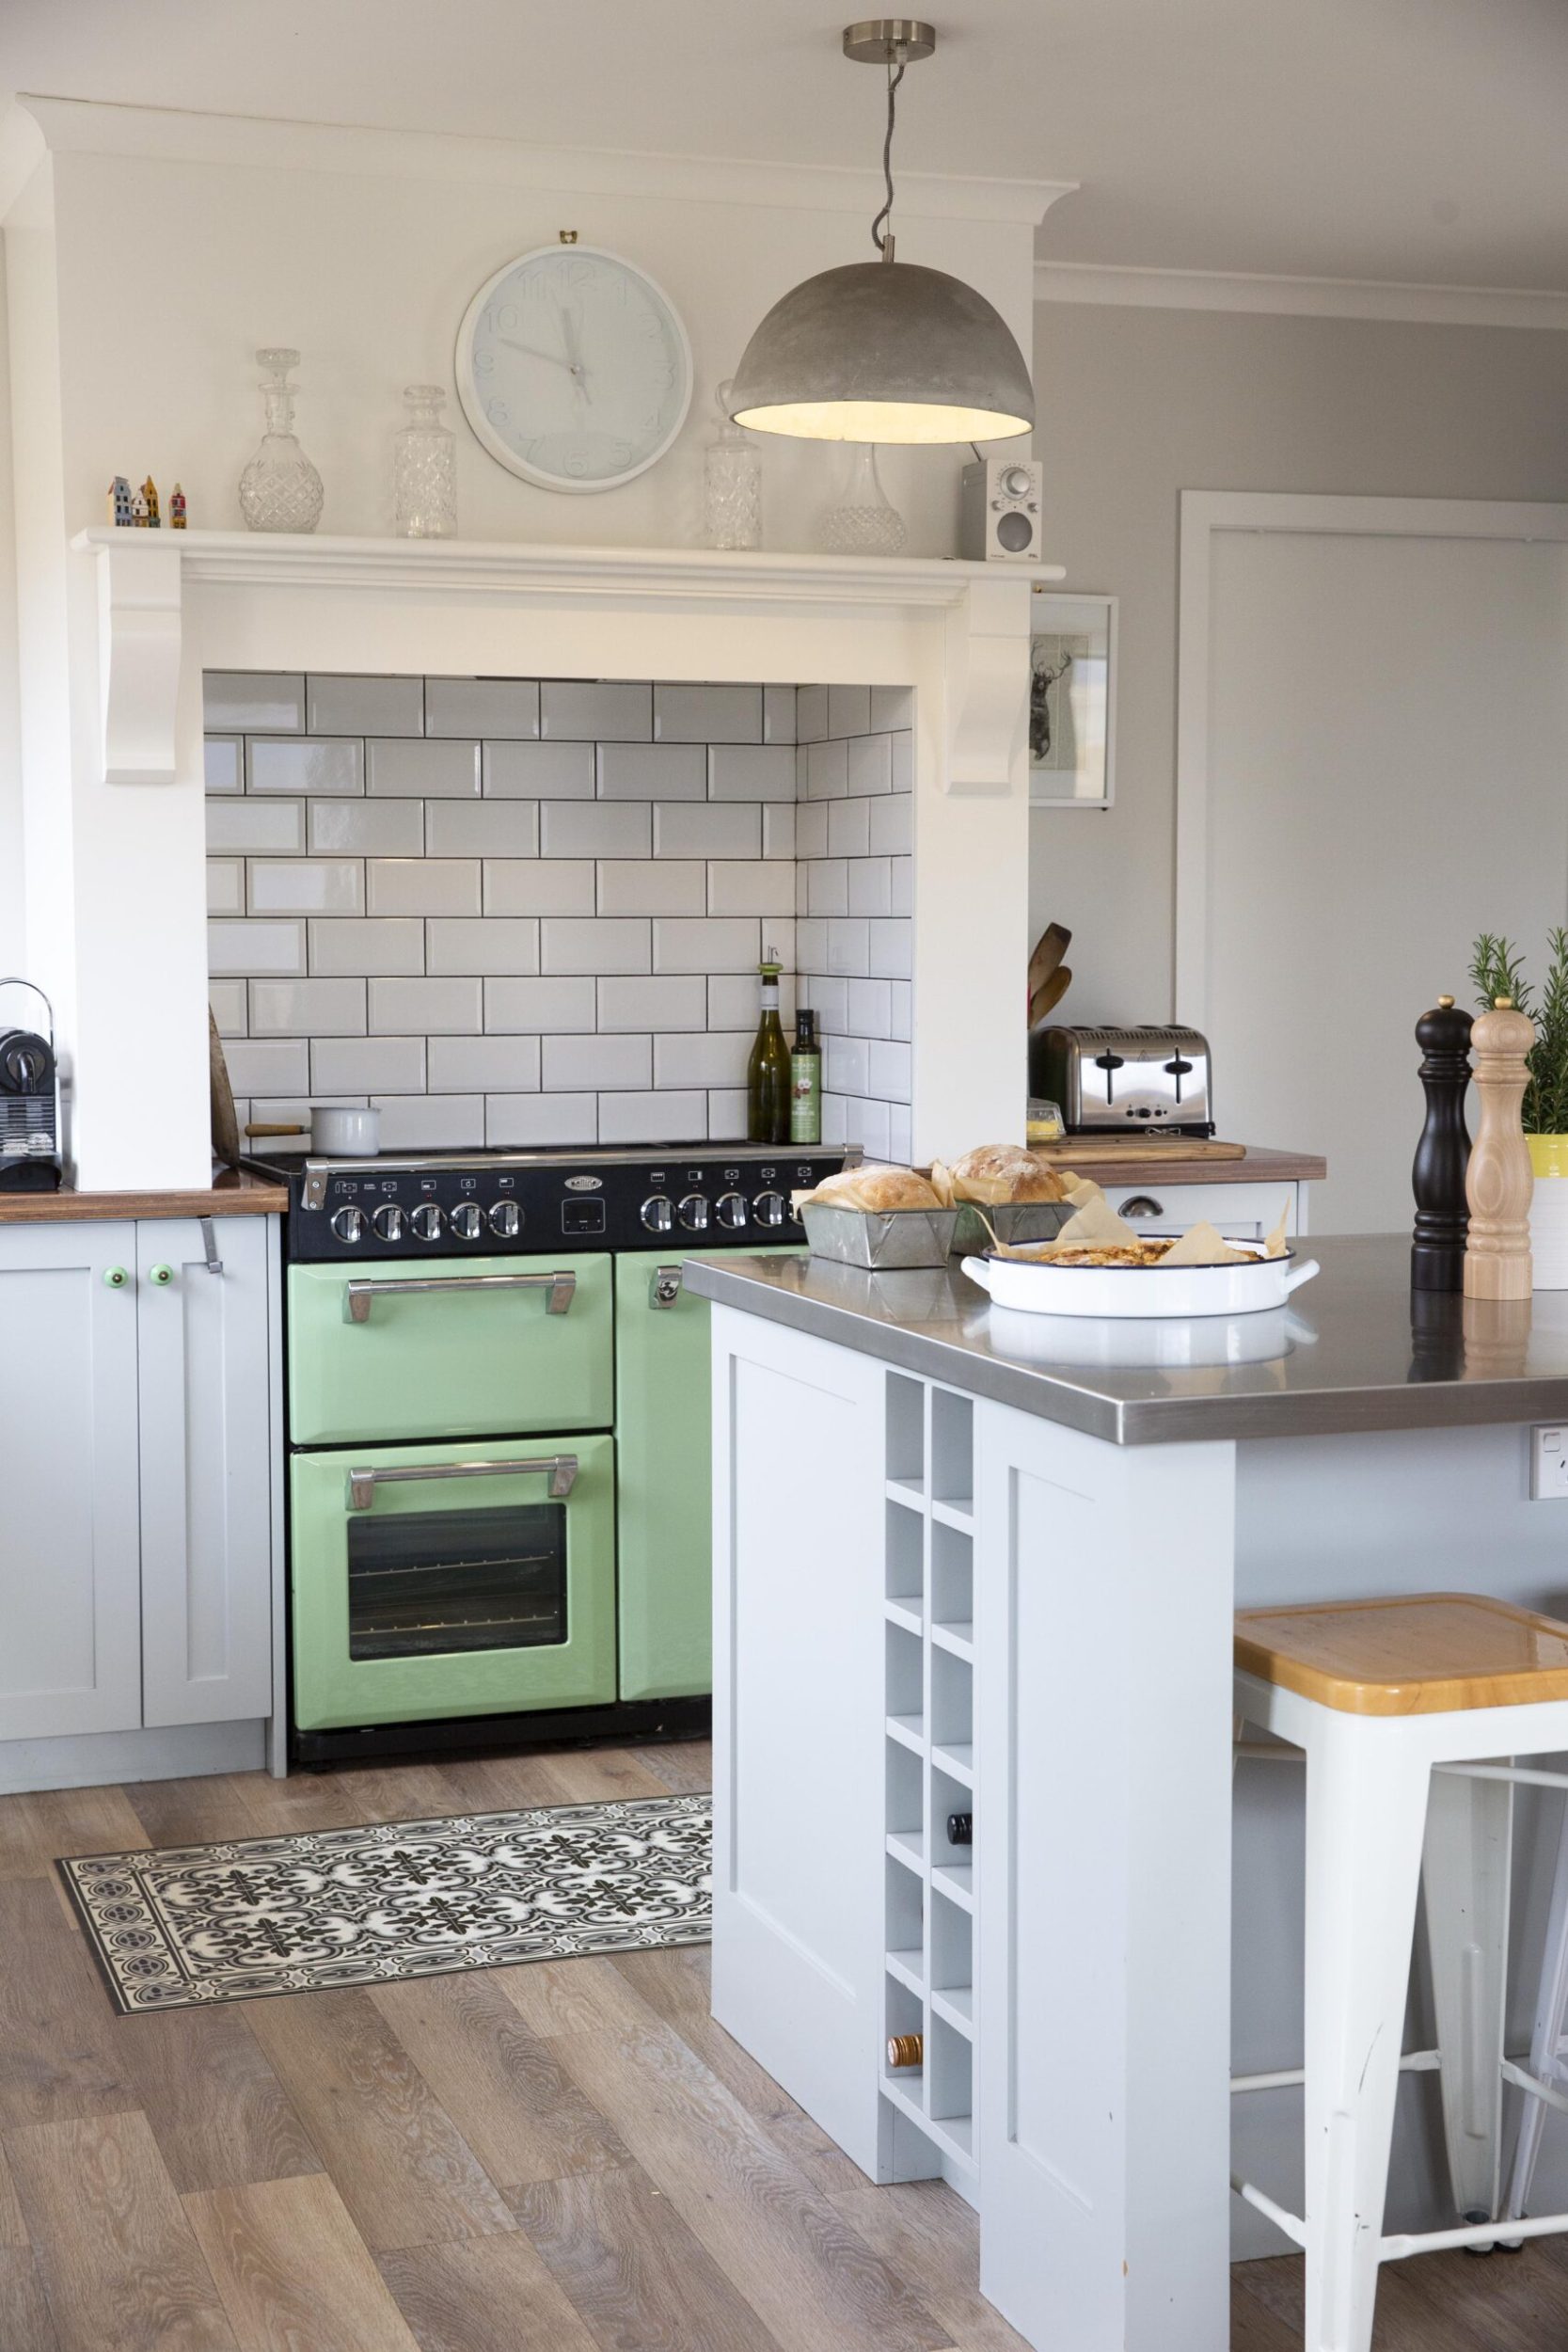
[753,1190,786,1230]
[678,1193,710,1232]
[372,1203,406,1243]
[641,1194,673,1233]
[716,1191,748,1231]
[330,1205,367,1244]
[450,1201,483,1241]
[486,1200,520,1238]
[410,1202,445,1242]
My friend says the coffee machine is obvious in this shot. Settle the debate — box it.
[0,979,61,1192]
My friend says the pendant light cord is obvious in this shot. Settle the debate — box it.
[870,49,907,257]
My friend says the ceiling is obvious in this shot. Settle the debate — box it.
[7,0,1568,291]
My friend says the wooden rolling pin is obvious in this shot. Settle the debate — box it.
[1464,995,1534,1301]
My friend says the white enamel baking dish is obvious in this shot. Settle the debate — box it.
[960,1248,1321,1319]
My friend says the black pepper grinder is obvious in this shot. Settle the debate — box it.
[1412,993,1473,1292]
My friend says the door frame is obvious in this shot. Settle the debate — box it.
[1175,491,1568,1026]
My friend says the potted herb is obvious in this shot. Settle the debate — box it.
[1471,930,1568,1285]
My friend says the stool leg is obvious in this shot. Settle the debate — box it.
[1421,1764,1513,2229]
[1504,1789,1568,2224]
[1302,1724,1431,2352]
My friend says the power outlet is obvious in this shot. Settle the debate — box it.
[1531,1426,1568,1500]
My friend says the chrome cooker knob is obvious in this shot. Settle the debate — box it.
[372,1203,406,1244]
[715,1190,748,1231]
[753,1190,786,1230]
[449,1201,483,1241]
[641,1195,673,1233]
[330,1205,367,1245]
[410,1201,445,1242]
[678,1193,710,1232]
[486,1200,520,1238]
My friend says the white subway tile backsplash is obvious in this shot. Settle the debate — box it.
[842,1094,891,1156]
[805,739,848,801]
[826,1036,868,1096]
[869,1041,911,1101]
[486,977,597,1032]
[827,797,870,858]
[425,802,540,857]
[708,1089,749,1139]
[312,1036,426,1094]
[541,919,650,976]
[250,859,365,916]
[795,801,829,860]
[368,739,481,798]
[541,680,651,741]
[483,864,594,918]
[868,919,912,979]
[223,1038,309,1096]
[796,685,830,743]
[425,677,540,739]
[541,801,651,859]
[888,980,911,1041]
[828,686,872,739]
[309,918,425,976]
[366,859,480,918]
[208,980,247,1034]
[827,919,870,977]
[597,1091,706,1144]
[249,738,364,795]
[890,856,912,916]
[209,920,305,976]
[763,686,798,745]
[427,919,542,977]
[372,1094,485,1149]
[762,803,795,860]
[891,729,914,793]
[846,978,893,1038]
[601,974,707,1031]
[847,733,893,796]
[208,798,306,854]
[597,861,705,917]
[847,857,892,917]
[653,1031,752,1089]
[368,977,483,1034]
[821,1092,847,1146]
[653,802,760,860]
[804,975,847,1032]
[484,740,595,798]
[486,1092,598,1147]
[707,745,798,802]
[807,861,848,917]
[888,1105,912,1161]
[652,919,759,975]
[869,793,912,855]
[707,971,795,1029]
[542,1033,651,1091]
[706,862,797,919]
[204,673,305,733]
[308,799,422,855]
[307,675,423,737]
[206,860,245,914]
[794,919,827,973]
[251,977,367,1036]
[871,686,915,733]
[654,685,761,743]
[597,742,705,801]
[427,1034,542,1092]
[204,737,244,793]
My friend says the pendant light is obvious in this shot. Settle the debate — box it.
[728,19,1035,446]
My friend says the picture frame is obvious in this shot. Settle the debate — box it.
[1028,590,1117,809]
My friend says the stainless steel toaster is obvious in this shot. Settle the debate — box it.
[1030,1025,1213,1136]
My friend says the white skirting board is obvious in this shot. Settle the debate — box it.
[0,1717,266,1796]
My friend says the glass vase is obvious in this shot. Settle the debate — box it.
[704,380,762,550]
[238,348,324,534]
[819,443,906,556]
[394,384,457,539]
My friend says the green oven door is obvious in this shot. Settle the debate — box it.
[291,1432,615,1729]
[287,1254,612,1445]
[613,1247,802,1702]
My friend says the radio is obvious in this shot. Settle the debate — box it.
[959,456,1042,563]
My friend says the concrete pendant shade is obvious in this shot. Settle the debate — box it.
[728,259,1035,443]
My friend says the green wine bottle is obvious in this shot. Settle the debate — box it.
[747,950,791,1144]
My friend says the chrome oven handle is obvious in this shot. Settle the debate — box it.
[342,1269,576,1324]
[1118,1195,1165,1220]
[346,1452,579,1510]
[650,1263,683,1308]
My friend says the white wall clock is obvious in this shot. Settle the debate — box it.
[455,244,694,493]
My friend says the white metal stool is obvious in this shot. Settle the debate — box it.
[1232,1592,1568,2352]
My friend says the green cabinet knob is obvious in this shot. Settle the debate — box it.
[149,1263,174,1286]
[103,1265,129,1288]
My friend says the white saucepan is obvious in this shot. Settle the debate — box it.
[960,1248,1321,1320]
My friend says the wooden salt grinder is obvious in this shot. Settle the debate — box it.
[1464,995,1535,1300]
[1412,994,1473,1292]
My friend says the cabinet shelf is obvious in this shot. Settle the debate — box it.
[931,1985,974,2036]
[931,1620,974,1659]
[885,1475,925,1513]
[886,1827,926,1874]
[930,1496,974,1533]
[931,1862,974,1912]
[932,1740,974,1786]
[886,1947,925,1996]
[886,1711,927,1756]
[885,1598,924,1638]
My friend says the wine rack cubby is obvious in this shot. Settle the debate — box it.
[881,1370,978,2186]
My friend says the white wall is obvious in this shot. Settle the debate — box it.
[1029,303,1568,1026]
[0,239,22,970]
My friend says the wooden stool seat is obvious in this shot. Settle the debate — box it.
[1236,1593,1568,1717]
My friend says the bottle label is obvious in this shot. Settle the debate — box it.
[790,1056,821,1144]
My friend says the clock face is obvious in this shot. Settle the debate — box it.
[456,245,693,493]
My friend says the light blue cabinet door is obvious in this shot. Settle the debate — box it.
[0,1221,142,1739]
[137,1218,274,1727]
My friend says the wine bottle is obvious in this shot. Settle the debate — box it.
[886,2033,924,2071]
[747,948,791,1145]
[946,1811,973,1847]
[789,1008,822,1145]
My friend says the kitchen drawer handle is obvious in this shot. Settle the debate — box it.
[342,1269,576,1325]
[1119,1194,1164,1219]
[650,1263,683,1308]
[346,1452,579,1509]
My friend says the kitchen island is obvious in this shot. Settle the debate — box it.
[687,1237,1568,2351]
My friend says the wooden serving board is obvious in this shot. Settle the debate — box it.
[1029,1137,1248,1166]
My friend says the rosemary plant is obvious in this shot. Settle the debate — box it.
[1469,930,1568,1134]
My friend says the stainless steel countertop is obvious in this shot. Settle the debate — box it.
[685,1235,1568,1445]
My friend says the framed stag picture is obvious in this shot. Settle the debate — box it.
[1029,591,1117,808]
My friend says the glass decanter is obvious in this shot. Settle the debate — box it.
[820,443,907,556]
[394,383,457,538]
[238,348,324,533]
[704,380,762,550]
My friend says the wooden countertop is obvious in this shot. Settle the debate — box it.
[0,1167,288,1224]
[1042,1143,1327,1186]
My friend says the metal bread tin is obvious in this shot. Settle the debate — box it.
[949,1200,1072,1256]
[801,1203,960,1270]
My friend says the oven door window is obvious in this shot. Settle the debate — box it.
[346,1502,568,1662]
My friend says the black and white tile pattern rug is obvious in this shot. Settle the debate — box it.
[59,1792,712,2014]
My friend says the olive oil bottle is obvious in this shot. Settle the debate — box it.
[789,1008,822,1145]
[747,949,791,1144]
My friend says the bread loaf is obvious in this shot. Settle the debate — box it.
[947,1145,1068,1205]
[796,1164,943,1214]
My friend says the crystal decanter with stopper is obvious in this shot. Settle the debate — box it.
[704,380,762,550]
[393,384,457,538]
[238,348,324,533]
[820,443,906,555]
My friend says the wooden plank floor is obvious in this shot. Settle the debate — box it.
[3,1737,1566,2349]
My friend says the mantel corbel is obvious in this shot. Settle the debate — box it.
[81,532,182,783]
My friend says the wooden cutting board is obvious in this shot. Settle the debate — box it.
[209,1012,240,1168]
[1030,1136,1248,1166]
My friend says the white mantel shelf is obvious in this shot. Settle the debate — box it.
[71,526,1062,791]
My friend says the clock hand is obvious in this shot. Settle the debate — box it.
[557,303,592,407]
[494,334,576,374]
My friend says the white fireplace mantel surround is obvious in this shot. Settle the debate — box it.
[54,529,1061,1187]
